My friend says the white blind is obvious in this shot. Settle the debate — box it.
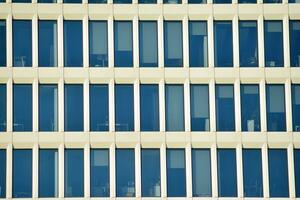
[166,22,182,59]
[268,86,285,112]
[116,22,132,51]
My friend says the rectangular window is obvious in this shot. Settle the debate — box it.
[192,149,211,197]
[38,0,56,3]
[64,84,83,131]
[141,149,161,197]
[242,149,263,197]
[139,0,156,3]
[164,21,183,67]
[39,149,58,198]
[13,20,32,67]
[290,20,300,67]
[12,0,31,3]
[214,21,233,67]
[13,149,32,198]
[0,20,6,67]
[294,149,300,197]
[39,84,58,132]
[241,84,260,131]
[139,21,158,67]
[114,0,131,3]
[13,84,32,132]
[115,84,134,131]
[264,0,281,3]
[268,149,289,197]
[264,21,284,67]
[213,0,231,3]
[89,21,108,67]
[266,84,286,131]
[116,149,135,197]
[292,84,300,131]
[89,0,106,3]
[90,149,109,197]
[65,149,84,197]
[63,0,81,3]
[38,20,57,67]
[188,0,206,3]
[114,21,133,67]
[163,0,181,3]
[64,21,83,67]
[289,0,300,3]
[165,84,184,131]
[0,149,6,198]
[238,0,256,3]
[0,84,6,132]
[140,84,159,131]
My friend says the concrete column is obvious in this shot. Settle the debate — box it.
[184,80,191,132]
[6,79,12,132]
[6,15,12,68]
[83,15,89,68]
[58,15,64,68]
[108,16,114,68]
[109,144,116,197]
[133,16,139,68]
[32,144,38,198]
[283,15,290,68]
[209,80,216,132]
[183,16,189,68]
[135,144,141,197]
[32,15,38,68]
[134,80,140,132]
[260,80,267,132]
[262,143,269,197]
[84,143,90,197]
[235,80,241,132]
[160,144,167,197]
[258,15,264,68]
[6,144,12,198]
[288,143,295,198]
[58,144,64,198]
[84,79,90,132]
[233,15,239,68]
[32,79,38,132]
[186,144,192,197]
[207,16,214,68]
[211,144,218,197]
[159,80,165,132]
[58,79,64,132]
[109,80,115,132]
[236,144,244,197]
[285,80,293,132]
[158,16,164,68]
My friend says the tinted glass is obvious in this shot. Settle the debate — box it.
[64,84,83,131]
[0,84,6,132]
[64,0,81,3]
[64,21,83,67]
[139,0,156,3]
[141,149,161,197]
[90,149,109,197]
[12,0,31,3]
[114,0,131,3]
[114,21,133,67]
[289,0,300,3]
[140,84,159,131]
[164,21,183,67]
[89,0,106,3]
[13,20,32,67]
[13,84,32,132]
[116,149,135,197]
[39,149,58,197]
[0,150,5,198]
[292,84,300,131]
[264,0,281,3]
[65,149,84,197]
[163,0,181,3]
[294,149,300,197]
[13,149,32,198]
[290,21,300,67]
[266,84,286,131]
[139,21,158,67]
[188,0,206,3]
[213,0,231,5]
[0,21,6,66]
[38,0,56,3]
[238,0,256,3]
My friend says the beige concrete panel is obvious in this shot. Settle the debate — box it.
[216,132,242,147]
[37,4,63,19]
[113,4,138,20]
[293,133,300,148]
[140,132,165,147]
[0,4,11,18]
[38,132,64,148]
[139,68,164,83]
[138,4,162,20]
[188,4,212,20]
[88,4,113,19]
[13,68,38,83]
[12,4,37,19]
[63,4,88,19]
[89,68,114,83]
[0,132,12,147]
[213,4,237,20]
[263,4,288,19]
[242,132,267,148]
[289,4,300,19]
[63,68,89,83]
[291,68,300,83]
[239,68,264,83]
[164,68,189,83]
[238,4,262,20]
[165,132,190,147]
[114,68,139,83]
[163,4,188,20]
[189,68,214,83]
[191,132,216,147]
[265,68,290,83]
[90,132,114,147]
[12,132,38,148]
[115,132,140,147]
[0,68,12,83]
[38,68,63,83]
[64,132,89,147]
[214,68,239,83]
[267,132,293,148]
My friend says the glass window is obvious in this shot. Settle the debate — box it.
[242,149,263,197]
[90,84,109,131]
[89,0,106,3]
[39,149,58,198]
[264,21,283,67]
[0,84,6,132]
[115,84,134,131]
[290,20,300,67]
[13,149,32,198]
[64,0,81,3]
[139,0,156,3]
[238,0,256,3]
[140,84,159,131]
[214,21,233,67]
[114,0,131,3]
[65,149,84,197]
[39,84,58,132]
[89,21,108,67]
[268,149,289,197]
[163,0,181,3]
[13,20,32,67]
[167,149,186,197]
[165,84,184,131]
[12,0,31,3]
[0,149,5,198]
[192,149,211,197]
[164,21,183,67]
[188,0,206,3]
[266,84,286,131]
[38,0,56,3]
[241,84,260,131]
[264,0,281,3]
[64,21,83,67]
[90,149,109,197]
[289,0,300,3]
[292,84,300,131]
[294,149,300,197]
[64,84,83,131]
[114,21,133,67]
[0,20,6,67]
[139,21,158,67]
[213,0,231,4]
[116,149,135,197]
[13,84,32,132]
[217,149,237,197]
[190,84,210,131]
[141,149,161,197]
[215,84,235,131]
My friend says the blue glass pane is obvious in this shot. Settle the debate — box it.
[294,149,300,197]
[13,20,32,67]
[214,21,233,67]
[163,0,181,3]
[39,149,58,197]
[188,0,206,3]
[39,85,58,132]
[64,21,83,67]
[192,149,211,197]
[114,21,133,66]
[141,149,161,197]
[241,84,260,131]
[0,85,6,132]
[90,84,109,131]
[213,0,231,4]
[216,85,235,131]
[114,0,131,3]
[268,149,289,197]
[65,149,84,197]
[89,21,108,67]
[115,84,134,131]
[292,84,300,131]
[190,84,210,131]
[64,0,81,3]
[38,0,56,3]
[289,0,300,3]
[90,149,109,197]
[13,149,32,198]
[264,21,283,67]
[165,85,184,131]
[264,0,281,3]
[140,84,159,131]
[290,21,300,67]
[0,150,6,198]
[139,0,156,3]
[89,0,106,3]
[238,0,256,3]
[0,21,6,66]
[116,149,135,197]
[242,149,263,197]
[64,84,83,131]
[139,21,158,67]
[13,84,32,132]
[12,0,31,3]
[266,84,286,131]
[217,149,237,197]
[167,149,186,197]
